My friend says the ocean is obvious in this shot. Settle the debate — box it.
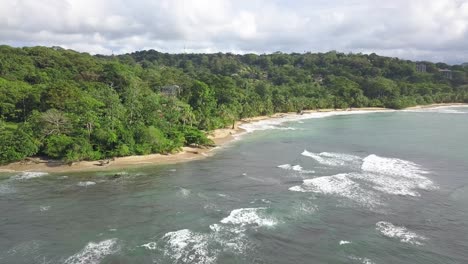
[1,106,467,264]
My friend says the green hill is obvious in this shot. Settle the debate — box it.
[0,45,467,164]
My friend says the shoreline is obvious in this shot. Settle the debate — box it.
[0,103,466,174]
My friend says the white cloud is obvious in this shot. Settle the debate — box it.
[0,0,466,63]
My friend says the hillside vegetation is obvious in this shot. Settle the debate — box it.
[0,45,467,164]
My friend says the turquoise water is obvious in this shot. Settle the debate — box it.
[1,106,468,264]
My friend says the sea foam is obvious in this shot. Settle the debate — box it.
[11,172,48,180]
[289,173,380,208]
[77,181,96,187]
[376,221,426,245]
[301,150,361,167]
[64,238,119,264]
[162,229,217,264]
[360,154,437,196]
[220,207,277,228]
[239,110,392,134]
[277,164,314,174]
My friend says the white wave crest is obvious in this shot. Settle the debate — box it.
[404,106,468,114]
[177,187,191,198]
[77,181,96,187]
[360,154,437,196]
[239,110,391,134]
[301,150,361,166]
[362,154,428,179]
[11,172,48,180]
[40,205,51,212]
[349,255,375,264]
[339,240,351,245]
[376,221,426,245]
[277,164,314,174]
[162,229,217,264]
[65,239,119,264]
[289,174,380,208]
[220,207,277,227]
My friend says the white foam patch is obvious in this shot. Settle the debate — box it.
[404,106,468,114]
[140,242,157,250]
[162,229,217,264]
[11,172,48,180]
[349,256,375,264]
[376,221,426,245]
[360,154,437,196]
[40,205,51,212]
[177,187,191,198]
[289,174,380,208]
[301,150,361,166]
[77,181,96,187]
[277,164,314,174]
[64,239,119,264]
[238,110,393,134]
[340,240,351,245]
[220,207,277,227]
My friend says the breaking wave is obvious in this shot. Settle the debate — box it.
[64,238,119,264]
[220,207,277,228]
[349,255,375,264]
[404,106,468,114]
[376,221,426,245]
[290,152,437,208]
[77,181,96,187]
[11,172,48,180]
[177,187,191,198]
[149,207,275,263]
[301,150,361,167]
[289,173,381,208]
[238,110,392,134]
[277,164,314,174]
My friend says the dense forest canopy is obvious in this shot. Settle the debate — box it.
[0,45,467,164]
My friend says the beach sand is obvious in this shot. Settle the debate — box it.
[0,104,465,173]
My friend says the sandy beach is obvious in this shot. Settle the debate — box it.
[0,104,465,174]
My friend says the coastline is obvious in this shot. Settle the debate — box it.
[0,103,466,174]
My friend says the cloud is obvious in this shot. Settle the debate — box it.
[0,0,467,63]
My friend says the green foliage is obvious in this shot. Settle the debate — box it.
[0,45,466,164]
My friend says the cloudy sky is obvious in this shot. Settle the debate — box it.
[1,0,467,63]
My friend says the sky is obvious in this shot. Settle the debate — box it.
[0,0,467,63]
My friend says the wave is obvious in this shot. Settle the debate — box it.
[162,229,217,264]
[349,256,375,264]
[339,240,351,245]
[376,221,426,245]
[11,171,48,180]
[176,187,191,198]
[220,207,277,228]
[362,154,429,179]
[154,207,276,263]
[40,205,51,212]
[404,106,468,114]
[301,150,361,167]
[77,181,96,187]
[294,152,436,197]
[360,154,437,196]
[289,174,381,208]
[239,110,392,134]
[277,164,314,174]
[65,238,119,264]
